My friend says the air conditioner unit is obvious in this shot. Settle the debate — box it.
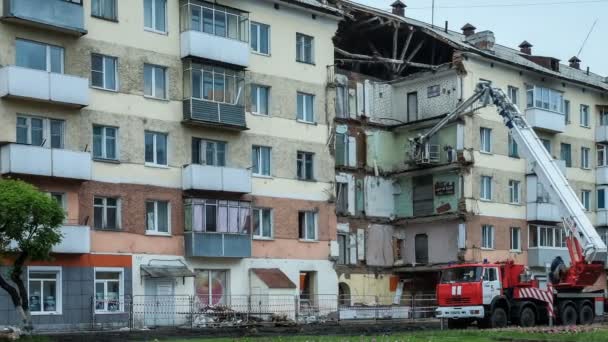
[414,144,441,164]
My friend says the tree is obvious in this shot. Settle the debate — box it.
[0,179,64,330]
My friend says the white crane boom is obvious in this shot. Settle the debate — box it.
[412,82,607,262]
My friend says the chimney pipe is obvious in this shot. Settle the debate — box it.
[519,40,532,55]
[444,21,448,33]
[568,56,581,70]
[391,0,406,17]
[461,23,476,37]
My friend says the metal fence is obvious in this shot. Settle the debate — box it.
[89,294,437,330]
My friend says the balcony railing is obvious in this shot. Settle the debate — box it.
[0,66,90,107]
[597,125,608,143]
[182,164,251,193]
[184,232,251,258]
[525,107,566,133]
[526,175,561,222]
[0,143,92,180]
[598,167,608,185]
[528,248,569,268]
[183,99,247,130]
[10,225,90,254]
[2,0,86,36]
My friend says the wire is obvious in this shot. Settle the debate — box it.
[406,0,608,10]
[577,19,598,57]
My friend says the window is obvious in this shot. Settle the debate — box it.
[192,138,226,166]
[251,84,269,115]
[184,199,250,234]
[508,133,519,158]
[510,227,521,251]
[16,39,63,73]
[50,192,67,213]
[93,126,118,160]
[337,234,349,265]
[186,1,247,41]
[581,147,590,169]
[509,180,520,204]
[28,267,61,314]
[600,109,608,126]
[541,139,552,154]
[299,211,317,241]
[144,64,167,99]
[581,190,591,211]
[480,127,492,153]
[195,270,228,306]
[16,116,64,148]
[94,197,120,230]
[564,100,571,124]
[485,268,498,282]
[296,33,314,64]
[297,152,314,180]
[480,176,492,201]
[507,86,518,106]
[187,63,244,105]
[336,182,349,215]
[427,85,440,98]
[250,22,270,55]
[91,54,117,91]
[599,145,608,167]
[481,225,494,249]
[580,104,590,127]
[252,145,271,176]
[144,0,166,33]
[145,131,168,166]
[335,133,349,166]
[525,85,565,113]
[529,225,566,248]
[560,143,572,167]
[92,0,117,20]
[598,188,606,210]
[297,92,315,123]
[94,269,123,313]
[146,200,170,234]
[253,208,272,239]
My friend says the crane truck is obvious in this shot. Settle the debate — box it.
[414,82,608,328]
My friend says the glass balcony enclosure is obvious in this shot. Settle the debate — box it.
[2,0,86,36]
[180,0,249,43]
[526,85,565,114]
[183,61,244,105]
[184,199,250,234]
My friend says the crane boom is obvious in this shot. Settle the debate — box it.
[412,82,607,263]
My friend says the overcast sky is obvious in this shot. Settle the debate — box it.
[353,0,608,76]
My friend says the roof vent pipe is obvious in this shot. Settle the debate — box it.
[461,23,476,37]
[568,56,581,69]
[519,41,532,55]
[391,0,406,17]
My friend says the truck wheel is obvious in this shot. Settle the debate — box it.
[559,304,577,326]
[519,307,536,327]
[578,305,594,325]
[490,307,508,328]
[447,319,468,329]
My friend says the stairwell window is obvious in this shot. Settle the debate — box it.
[92,0,117,21]
[299,211,318,241]
[564,100,571,124]
[510,227,521,251]
[560,143,572,167]
[144,0,166,33]
[581,147,591,169]
[480,176,492,201]
[93,126,118,160]
[16,39,63,73]
[581,190,591,211]
[94,197,120,230]
[481,225,494,249]
[297,92,315,123]
[252,145,271,176]
[91,54,118,91]
[144,131,168,166]
[253,208,273,239]
[146,200,170,235]
[296,33,314,64]
[251,84,270,115]
[16,116,64,149]
[250,22,270,55]
[508,133,519,158]
[480,127,492,153]
[144,64,167,99]
[508,180,520,204]
[580,104,590,127]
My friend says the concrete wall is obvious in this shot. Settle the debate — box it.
[398,220,461,265]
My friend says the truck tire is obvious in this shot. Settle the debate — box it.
[578,304,594,325]
[518,307,536,327]
[559,304,577,326]
[490,307,508,328]
[447,318,469,329]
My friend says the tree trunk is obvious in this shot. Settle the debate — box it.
[15,305,33,332]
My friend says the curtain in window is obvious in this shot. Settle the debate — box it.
[217,205,228,232]
[239,207,250,233]
[157,202,168,233]
[261,147,271,175]
[193,204,204,232]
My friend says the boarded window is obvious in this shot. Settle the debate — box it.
[413,175,434,216]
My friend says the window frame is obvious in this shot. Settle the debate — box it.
[144,131,168,167]
[295,33,314,64]
[252,145,272,177]
[598,144,608,167]
[529,225,567,249]
[93,125,119,161]
[143,63,168,99]
[507,86,518,106]
[94,267,124,313]
[296,92,315,123]
[91,0,118,21]
[508,180,520,204]
[28,266,62,315]
[145,200,171,235]
[296,151,314,181]
[580,104,590,128]
[15,39,64,73]
[144,0,167,34]
[91,54,118,91]
[480,176,492,201]
[581,147,591,169]
[252,207,273,239]
[508,133,519,158]
[581,190,591,211]
[480,127,492,153]
[510,227,521,252]
[250,21,270,55]
[298,211,318,241]
[93,196,121,230]
[337,233,349,265]
[481,224,495,250]
[16,115,64,149]
[251,84,270,116]
[598,187,607,210]
[195,139,226,167]
[564,100,571,124]
[560,143,572,167]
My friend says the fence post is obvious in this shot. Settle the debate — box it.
[247,294,252,322]
[374,295,379,321]
[190,295,194,329]
[294,295,299,323]
[129,296,134,330]
[411,294,415,321]
[90,296,95,330]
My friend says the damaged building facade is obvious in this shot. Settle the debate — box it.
[331,0,608,297]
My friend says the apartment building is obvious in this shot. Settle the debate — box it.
[0,0,341,329]
[331,1,608,298]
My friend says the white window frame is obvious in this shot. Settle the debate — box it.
[144,131,168,167]
[94,267,124,313]
[510,227,521,252]
[581,147,590,169]
[251,84,270,116]
[28,266,62,315]
[92,0,117,21]
[94,197,121,230]
[144,64,167,99]
[508,180,520,204]
[581,190,591,211]
[93,125,119,160]
[91,54,118,91]
[250,21,270,55]
[145,200,171,235]
[196,139,226,166]
[299,211,318,241]
[253,208,273,240]
[144,0,167,34]
[480,176,492,201]
[481,225,495,250]
[508,133,518,158]
[16,39,64,73]
[252,145,272,177]
[580,104,590,127]
[297,151,314,180]
[529,225,567,249]
[296,33,314,64]
[507,86,518,106]
[599,145,608,167]
[297,92,315,123]
[564,100,571,124]
[480,127,492,153]
[16,115,64,149]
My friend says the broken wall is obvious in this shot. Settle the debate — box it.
[393,171,461,219]
[364,176,396,218]
[365,224,395,267]
[396,220,462,266]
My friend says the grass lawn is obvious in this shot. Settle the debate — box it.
[159,327,608,342]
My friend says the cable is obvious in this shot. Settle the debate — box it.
[406,0,608,10]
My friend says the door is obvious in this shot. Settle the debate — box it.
[413,175,433,216]
[482,267,501,305]
[415,234,429,264]
[407,92,418,122]
[144,279,175,327]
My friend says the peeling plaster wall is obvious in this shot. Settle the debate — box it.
[398,220,461,265]
[364,176,395,218]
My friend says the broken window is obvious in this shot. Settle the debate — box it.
[414,234,428,264]
[297,151,314,180]
[412,175,433,216]
[355,179,365,215]
[560,143,572,167]
[337,233,349,265]
[427,85,440,98]
[407,92,418,122]
[192,138,226,166]
[336,182,348,215]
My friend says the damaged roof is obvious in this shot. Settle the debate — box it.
[343,0,608,91]
[276,0,343,16]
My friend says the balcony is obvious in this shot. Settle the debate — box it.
[0,144,92,180]
[526,175,561,222]
[596,125,608,143]
[179,1,249,67]
[2,0,86,36]
[184,232,251,258]
[526,159,566,175]
[525,108,566,133]
[597,210,608,226]
[182,164,251,193]
[528,248,569,268]
[10,225,90,254]
[598,167,608,184]
[183,99,247,130]
[0,66,89,107]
